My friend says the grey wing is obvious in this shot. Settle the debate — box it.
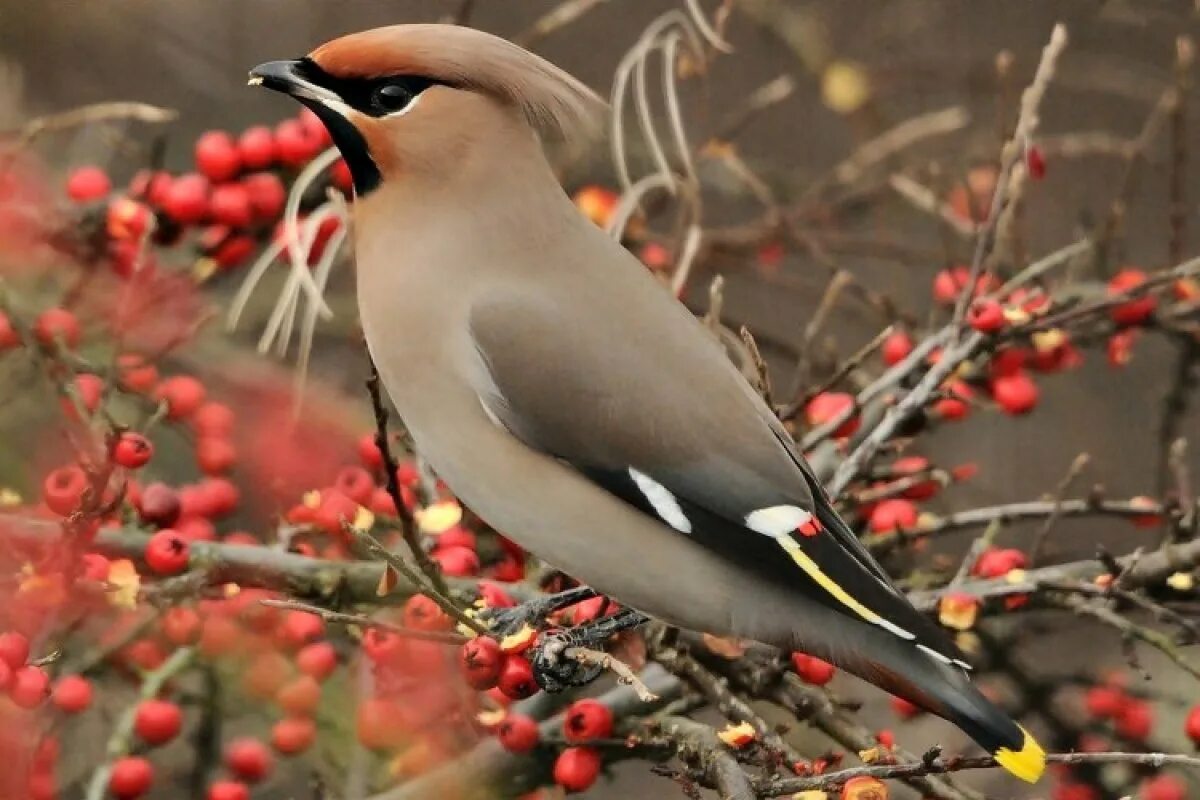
[469,290,967,667]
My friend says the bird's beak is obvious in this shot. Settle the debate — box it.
[247,59,343,109]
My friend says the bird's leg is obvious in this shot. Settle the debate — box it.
[530,608,651,693]
[481,585,598,636]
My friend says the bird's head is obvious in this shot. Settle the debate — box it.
[249,24,605,197]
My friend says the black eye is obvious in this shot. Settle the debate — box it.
[371,82,415,114]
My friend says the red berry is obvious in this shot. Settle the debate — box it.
[51,674,93,713]
[881,330,913,366]
[242,172,286,221]
[237,126,277,170]
[42,465,88,516]
[868,499,918,534]
[1115,699,1153,740]
[934,379,973,420]
[1108,268,1157,326]
[199,477,239,517]
[333,466,375,505]
[117,354,158,393]
[297,108,332,147]
[134,699,183,745]
[0,632,31,669]
[497,713,540,753]
[434,545,480,577]
[213,234,256,269]
[195,131,242,183]
[1026,144,1046,179]
[967,298,1006,332]
[225,737,274,782]
[207,780,249,800]
[553,746,602,793]
[33,308,81,349]
[66,166,111,202]
[138,482,182,527]
[193,402,235,437]
[145,529,190,575]
[271,716,316,754]
[459,637,503,690]
[210,183,253,228]
[275,119,318,168]
[280,611,325,649]
[1140,775,1186,800]
[0,311,19,351]
[890,695,921,719]
[497,654,538,699]
[10,665,50,708]
[155,375,206,419]
[890,455,939,500]
[196,437,237,475]
[972,547,1028,578]
[791,652,836,685]
[130,169,173,206]
[162,173,211,224]
[330,158,352,191]
[563,699,614,742]
[991,370,1039,415]
[805,392,858,438]
[162,607,202,646]
[113,432,154,469]
[402,594,450,631]
[106,197,153,241]
[1184,704,1200,745]
[276,675,322,716]
[357,433,384,470]
[297,641,338,681]
[108,757,153,799]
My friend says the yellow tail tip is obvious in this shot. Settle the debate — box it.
[993,726,1046,783]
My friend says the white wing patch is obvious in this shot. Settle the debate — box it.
[745,505,812,538]
[629,468,691,533]
[918,643,974,671]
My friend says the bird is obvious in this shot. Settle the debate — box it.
[249,23,1044,783]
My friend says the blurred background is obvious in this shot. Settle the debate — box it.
[2,2,1200,799]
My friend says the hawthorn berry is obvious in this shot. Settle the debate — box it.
[497,654,538,700]
[225,737,274,782]
[117,354,158,393]
[42,465,88,516]
[155,375,206,419]
[134,698,183,745]
[890,455,939,500]
[113,432,154,469]
[197,436,237,475]
[243,172,286,220]
[991,370,1039,415]
[805,392,858,438]
[934,379,973,420]
[237,126,277,170]
[0,632,28,670]
[1115,699,1153,741]
[563,699,614,742]
[553,746,602,793]
[434,545,480,577]
[145,529,190,575]
[1108,268,1156,326]
[967,297,1005,332]
[66,166,111,201]
[459,636,504,690]
[209,183,253,228]
[881,330,913,366]
[297,641,338,681]
[280,610,325,649]
[275,119,318,167]
[972,547,1028,579]
[1140,775,1186,800]
[334,466,375,505]
[890,695,921,719]
[161,607,202,646]
[357,433,385,470]
[207,780,250,800]
[841,776,888,800]
[497,713,540,753]
[791,653,836,685]
[162,173,211,224]
[108,757,154,799]
[271,716,316,755]
[10,665,50,708]
[106,197,153,241]
[33,308,81,349]
[0,311,19,351]
[195,131,242,183]
[276,675,322,716]
[402,594,450,631]
[868,499,918,534]
[1025,144,1046,179]
[51,674,93,713]
[138,482,182,527]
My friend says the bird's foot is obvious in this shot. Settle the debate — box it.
[530,608,651,693]
[482,585,597,637]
